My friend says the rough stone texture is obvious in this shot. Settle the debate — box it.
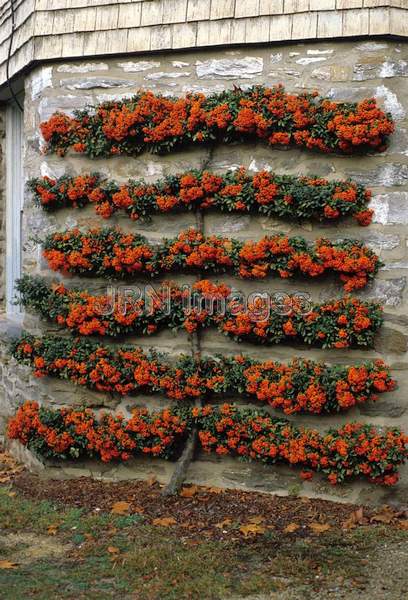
[347,163,408,187]
[371,193,408,225]
[1,1,407,89]
[56,63,109,73]
[0,38,408,503]
[59,77,138,90]
[196,57,264,79]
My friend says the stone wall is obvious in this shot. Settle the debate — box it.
[2,37,408,504]
[1,0,408,90]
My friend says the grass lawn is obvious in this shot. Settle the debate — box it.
[0,453,408,599]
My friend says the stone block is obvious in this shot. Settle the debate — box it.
[347,164,408,187]
[360,232,400,252]
[117,60,160,72]
[56,62,108,73]
[30,66,53,100]
[374,327,408,354]
[196,56,263,79]
[145,71,191,80]
[360,278,407,307]
[311,65,351,81]
[59,77,136,90]
[375,85,405,120]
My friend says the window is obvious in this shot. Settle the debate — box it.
[5,103,23,316]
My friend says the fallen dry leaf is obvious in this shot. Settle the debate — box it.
[248,515,265,524]
[398,520,408,530]
[107,546,120,554]
[111,501,131,515]
[47,525,58,536]
[342,507,364,530]
[207,486,223,494]
[180,485,198,498]
[240,523,266,537]
[0,560,18,570]
[284,523,300,533]
[152,517,176,527]
[215,518,232,529]
[309,522,331,533]
[370,506,396,524]
[132,505,145,514]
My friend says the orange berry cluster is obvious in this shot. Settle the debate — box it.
[8,402,407,486]
[12,333,395,415]
[16,275,383,349]
[29,168,373,225]
[39,86,394,157]
[42,227,381,292]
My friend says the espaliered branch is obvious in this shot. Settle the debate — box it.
[39,86,394,157]
[12,333,395,415]
[29,169,374,225]
[8,402,407,486]
[42,227,381,292]
[16,275,383,349]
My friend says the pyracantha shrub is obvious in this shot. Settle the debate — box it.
[8,402,407,485]
[41,227,381,292]
[7,401,189,462]
[16,275,384,348]
[29,168,374,226]
[12,333,396,414]
[39,86,394,157]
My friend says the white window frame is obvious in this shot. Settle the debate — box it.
[5,103,23,316]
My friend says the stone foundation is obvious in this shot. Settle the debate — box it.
[7,440,408,507]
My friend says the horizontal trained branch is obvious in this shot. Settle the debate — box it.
[39,86,394,157]
[16,275,384,349]
[12,333,395,415]
[8,401,407,486]
[42,227,381,292]
[29,169,373,226]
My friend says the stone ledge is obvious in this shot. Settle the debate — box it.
[7,440,408,508]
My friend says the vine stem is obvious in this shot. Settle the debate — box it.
[162,150,213,496]
[161,209,204,496]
